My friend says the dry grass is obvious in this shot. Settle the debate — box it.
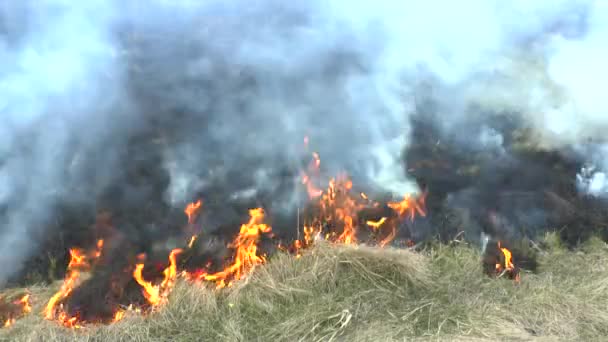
[1,235,608,341]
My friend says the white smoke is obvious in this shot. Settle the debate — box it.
[0,1,130,285]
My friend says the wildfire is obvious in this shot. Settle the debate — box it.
[300,164,426,248]
[203,208,272,288]
[40,137,430,329]
[133,248,183,307]
[44,238,111,327]
[495,241,520,282]
[387,192,427,221]
[1,293,31,328]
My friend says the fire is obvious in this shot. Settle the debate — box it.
[313,174,361,244]
[301,151,323,199]
[17,294,31,315]
[495,241,520,282]
[296,142,427,248]
[387,192,427,221]
[304,171,426,247]
[133,248,183,307]
[112,310,125,322]
[94,239,104,259]
[44,239,106,327]
[185,199,203,224]
[366,217,387,229]
[203,208,272,288]
[188,235,197,248]
[44,248,88,323]
[1,293,32,327]
[40,137,430,328]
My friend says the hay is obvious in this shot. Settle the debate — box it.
[1,237,608,341]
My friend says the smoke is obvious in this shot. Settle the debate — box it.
[0,0,607,284]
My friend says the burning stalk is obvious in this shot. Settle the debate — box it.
[44,239,105,328]
[495,241,520,282]
[133,248,183,307]
[185,200,202,224]
[202,208,272,289]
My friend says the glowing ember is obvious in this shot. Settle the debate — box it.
[203,208,272,288]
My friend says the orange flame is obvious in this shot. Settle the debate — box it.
[133,248,183,307]
[204,208,272,288]
[44,239,109,327]
[2,294,32,327]
[185,200,203,224]
[366,217,387,229]
[495,241,520,282]
[387,192,427,221]
[301,150,323,199]
[44,248,88,321]
[112,310,125,322]
[187,235,197,248]
[298,148,427,248]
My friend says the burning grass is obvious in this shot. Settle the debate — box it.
[2,234,608,341]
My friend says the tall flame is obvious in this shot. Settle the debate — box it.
[133,248,183,307]
[185,200,203,224]
[44,239,105,327]
[203,208,272,288]
[495,241,520,282]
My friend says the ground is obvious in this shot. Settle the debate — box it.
[1,234,607,341]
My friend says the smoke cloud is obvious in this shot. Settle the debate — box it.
[0,0,606,284]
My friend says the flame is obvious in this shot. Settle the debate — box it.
[203,208,272,288]
[366,217,387,229]
[495,241,520,282]
[133,248,183,307]
[44,239,111,327]
[185,200,203,224]
[2,294,32,327]
[315,175,361,244]
[17,294,31,315]
[133,264,161,306]
[387,192,427,221]
[112,310,125,322]
[187,235,197,248]
[44,248,88,321]
[298,148,427,248]
[301,151,323,199]
[94,239,104,259]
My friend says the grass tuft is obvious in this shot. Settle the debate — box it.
[1,238,608,341]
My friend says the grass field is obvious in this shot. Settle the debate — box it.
[1,234,608,341]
